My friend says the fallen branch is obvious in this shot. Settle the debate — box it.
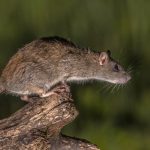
[0,85,99,150]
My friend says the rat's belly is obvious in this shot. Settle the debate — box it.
[3,81,45,97]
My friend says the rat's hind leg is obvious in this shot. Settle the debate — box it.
[20,95,29,101]
[20,94,39,102]
[20,85,45,102]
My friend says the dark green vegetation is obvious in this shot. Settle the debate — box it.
[0,0,149,149]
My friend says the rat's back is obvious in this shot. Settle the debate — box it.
[0,36,79,96]
[20,36,78,59]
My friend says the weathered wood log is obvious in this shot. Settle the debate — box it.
[0,85,100,150]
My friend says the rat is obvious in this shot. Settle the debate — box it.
[0,36,131,101]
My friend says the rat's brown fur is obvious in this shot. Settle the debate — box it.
[0,36,131,99]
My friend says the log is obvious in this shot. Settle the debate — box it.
[0,85,100,150]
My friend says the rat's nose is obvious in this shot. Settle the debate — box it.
[127,74,131,82]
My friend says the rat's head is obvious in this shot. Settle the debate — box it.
[96,50,131,84]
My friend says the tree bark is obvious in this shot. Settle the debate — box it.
[0,85,100,150]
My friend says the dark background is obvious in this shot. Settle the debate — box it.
[0,0,149,149]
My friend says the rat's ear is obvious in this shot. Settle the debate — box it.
[99,52,109,65]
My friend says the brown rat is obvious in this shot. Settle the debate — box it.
[0,36,131,101]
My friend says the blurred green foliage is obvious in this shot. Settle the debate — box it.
[0,0,150,149]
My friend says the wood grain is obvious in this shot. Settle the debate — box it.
[0,85,100,150]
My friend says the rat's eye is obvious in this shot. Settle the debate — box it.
[113,64,119,72]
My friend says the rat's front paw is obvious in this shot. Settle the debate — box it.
[40,91,55,98]
[54,82,70,94]
[41,83,70,98]
[20,83,70,100]
[50,83,70,95]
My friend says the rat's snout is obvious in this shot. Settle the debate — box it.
[116,73,131,84]
[126,74,131,82]
[123,73,131,83]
